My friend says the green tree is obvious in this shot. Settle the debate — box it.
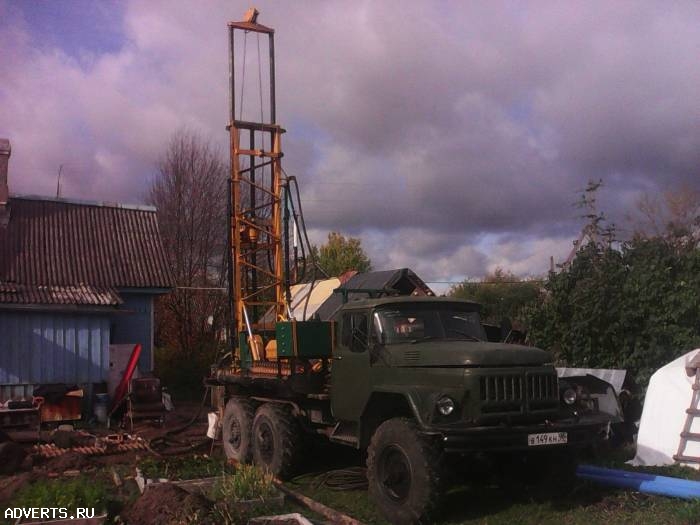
[528,182,700,388]
[315,232,372,277]
[450,268,541,325]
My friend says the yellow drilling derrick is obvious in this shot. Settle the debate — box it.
[225,9,332,374]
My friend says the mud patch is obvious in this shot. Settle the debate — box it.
[121,483,212,525]
[41,451,94,472]
[0,471,36,504]
[0,442,27,474]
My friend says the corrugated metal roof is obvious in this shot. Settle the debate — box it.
[314,268,434,320]
[0,283,122,306]
[0,196,173,305]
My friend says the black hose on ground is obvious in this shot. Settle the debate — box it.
[293,466,369,491]
[147,385,212,455]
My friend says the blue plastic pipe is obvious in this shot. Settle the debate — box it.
[576,464,700,499]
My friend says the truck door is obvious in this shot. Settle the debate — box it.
[331,311,371,421]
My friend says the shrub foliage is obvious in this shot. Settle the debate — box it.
[528,236,700,388]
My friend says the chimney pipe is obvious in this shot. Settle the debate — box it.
[0,138,10,227]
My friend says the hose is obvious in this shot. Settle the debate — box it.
[293,467,368,491]
[284,173,329,320]
[147,385,212,455]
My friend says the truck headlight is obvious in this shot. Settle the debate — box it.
[562,388,577,405]
[436,396,455,416]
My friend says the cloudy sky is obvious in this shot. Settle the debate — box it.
[1,1,699,290]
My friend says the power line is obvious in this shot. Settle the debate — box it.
[425,280,545,285]
[175,281,545,291]
[176,286,227,291]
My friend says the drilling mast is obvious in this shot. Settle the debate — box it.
[228,9,286,360]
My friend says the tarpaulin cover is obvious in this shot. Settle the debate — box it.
[629,349,700,468]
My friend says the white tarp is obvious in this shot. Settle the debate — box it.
[629,348,700,468]
[258,278,341,325]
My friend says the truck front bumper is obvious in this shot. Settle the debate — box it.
[433,416,610,453]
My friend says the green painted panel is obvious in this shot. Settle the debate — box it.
[275,321,332,358]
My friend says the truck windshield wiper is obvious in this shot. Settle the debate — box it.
[446,329,481,342]
[410,336,435,344]
[453,334,481,342]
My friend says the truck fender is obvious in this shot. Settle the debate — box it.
[359,391,426,448]
[249,396,303,418]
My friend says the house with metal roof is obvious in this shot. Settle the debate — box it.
[0,139,173,401]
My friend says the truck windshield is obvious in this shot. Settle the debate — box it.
[374,303,486,344]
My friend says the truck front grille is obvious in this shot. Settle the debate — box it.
[527,373,557,401]
[480,374,523,402]
[479,371,558,415]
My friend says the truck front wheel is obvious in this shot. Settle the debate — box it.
[251,403,302,479]
[222,397,255,463]
[367,418,445,525]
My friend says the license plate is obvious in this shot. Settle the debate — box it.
[527,432,568,446]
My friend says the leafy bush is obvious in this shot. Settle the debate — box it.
[154,341,221,401]
[450,268,541,325]
[528,237,700,389]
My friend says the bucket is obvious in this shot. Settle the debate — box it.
[207,412,220,439]
[94,393,110,423]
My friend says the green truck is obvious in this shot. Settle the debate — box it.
[218,12,613,523]
[212,294,612,524]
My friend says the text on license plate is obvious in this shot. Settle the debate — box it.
[527,432,568,446]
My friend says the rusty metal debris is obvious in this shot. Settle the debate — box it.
[32,436,147,458]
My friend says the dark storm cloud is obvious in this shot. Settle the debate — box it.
[1,0,698,278]
[282,1,700,242]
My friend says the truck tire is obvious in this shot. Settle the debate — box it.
[367,418,445,525]
[251,403,302,479]
[222,397,255,463]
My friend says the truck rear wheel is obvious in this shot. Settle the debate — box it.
[222,397,255,463]
[251,403,302,479]
[367,418,444,525]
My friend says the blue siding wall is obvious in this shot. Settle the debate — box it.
[111,293,154,372]
[0,312,110,397]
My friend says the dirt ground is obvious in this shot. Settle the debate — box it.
[0,400,212,508]
[121,483,212,525]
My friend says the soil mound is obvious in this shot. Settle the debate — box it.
[42,451,93,472]
[122,483,212,525]
[0,442,26,474]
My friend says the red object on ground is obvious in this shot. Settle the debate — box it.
[110,344,142,413]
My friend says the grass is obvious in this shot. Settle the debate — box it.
[211,463,278,501]
[11,476,108,511]
[4,443,700,524]
[286,444,700,525]
[1,475,115,525]
[138,454,234,480]
[289,473,700,525]
[210,464,282,524]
